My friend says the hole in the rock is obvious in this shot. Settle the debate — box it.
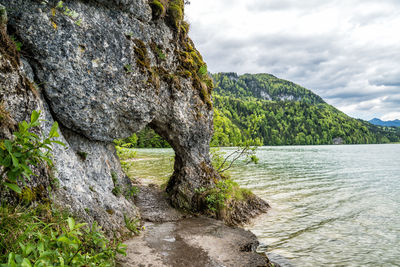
[114,126,175,188]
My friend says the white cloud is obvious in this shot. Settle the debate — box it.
[185,0,400,121]
[382,112,400,121]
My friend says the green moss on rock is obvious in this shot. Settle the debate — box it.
[133,39,150,71]
[166,0,184,31]
[149,0,165,20]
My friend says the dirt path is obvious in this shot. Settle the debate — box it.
[118,182,275,267]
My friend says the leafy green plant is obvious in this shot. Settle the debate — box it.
[54,1,81,26]
[115,146,137,161]
[203,179,253,213]
[111,170,118,185]
[123,214,141,235]
[0,110,65,194]
[74,19,82,26]
[112,185,122,197]
[9,35,22,52]
[0,204,126,266]
[124,64,133,73]
[197,64,208,77]
[125,186,140,198]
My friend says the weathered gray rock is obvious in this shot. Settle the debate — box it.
[0,14,139,236]
[1,0,217,217]
[1,0,267,231]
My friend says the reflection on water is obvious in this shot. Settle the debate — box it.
[130,145,400,266]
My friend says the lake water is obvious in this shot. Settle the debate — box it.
[132,145,400,266]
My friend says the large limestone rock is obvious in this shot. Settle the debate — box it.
[1,0,216,216]
[1,0,267,233]
[0,8,138,236]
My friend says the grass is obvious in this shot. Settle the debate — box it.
[0,203,126,265]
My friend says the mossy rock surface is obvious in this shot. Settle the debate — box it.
[149,0,165,20]
[166,0,184,31]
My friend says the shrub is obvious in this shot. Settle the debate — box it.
[123,214,141,234]
[125,186,140,198]
[203,179,254,213]
[115,146,137,161]
[0,204,126,266]
[197,64,208,77]
[0,110,65,194]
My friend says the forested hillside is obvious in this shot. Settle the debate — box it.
[211,73,400,146]
[212,72,325,104]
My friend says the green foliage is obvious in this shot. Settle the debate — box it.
[111,185,122,197]
[213,72,325,104]
[123,214,141,235]
[115,146,137,161]
[128,127,170,148]
[110,170,123,197]
[210,146,258,175]
[9,36,22,52]
[202,179,252,212]
[0,5,7,25]
[77,151,88,161]
[74,19,82,26]
[124,64,133,73]
[0,204,126,266]
[0,110,65,194]
[197,64,208,77]
[114,127,171,149]
[124,186,140,198]
[110,170,118,185]
[156,47,166,60]
[112,185,122,197]
[55,1,81,25]
[133,39,150,71]
[212,73,400,146]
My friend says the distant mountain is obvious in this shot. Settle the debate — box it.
[211,72,400,146]
[212,72,325,104]
[369,118,400,127]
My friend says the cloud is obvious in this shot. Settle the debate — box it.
[185,0,400,120]
[382,112,400,121]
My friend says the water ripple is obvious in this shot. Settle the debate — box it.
[232,144,400,267]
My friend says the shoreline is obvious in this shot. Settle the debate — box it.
[119,179,278,267]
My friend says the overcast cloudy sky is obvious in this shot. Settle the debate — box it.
[185,0,400,121]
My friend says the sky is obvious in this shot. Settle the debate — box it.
[185,0,400,121]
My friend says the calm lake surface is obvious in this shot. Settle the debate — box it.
[132,145,400,266]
